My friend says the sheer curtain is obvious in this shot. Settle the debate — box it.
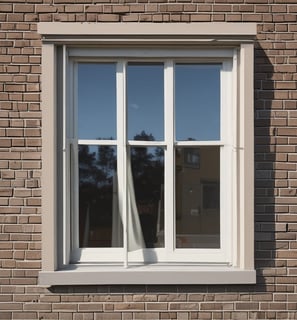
[112,156,145,251]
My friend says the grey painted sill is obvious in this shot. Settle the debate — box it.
[39,265,256,286]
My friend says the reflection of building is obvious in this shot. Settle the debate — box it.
[176,147,220,248]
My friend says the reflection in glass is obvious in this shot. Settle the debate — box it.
[175,64,221,141]
[78,63,116,140]
[127,63,164,141]
[130,146,164,248]
[78,145,122,247]
[175,146,220,248]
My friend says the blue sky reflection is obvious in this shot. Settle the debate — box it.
[78,63,221,142]
[127,63,164,141]
[78,63,117,140]
[175,64,221,141]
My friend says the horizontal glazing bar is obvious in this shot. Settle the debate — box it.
[175,141,223,146]
[128,141,167,147]
[78,140,117,145]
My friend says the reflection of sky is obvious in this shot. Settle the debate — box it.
[127,63,164,141]
[175,64,220,141]
[78,63,221,142]
[78,63,116,140]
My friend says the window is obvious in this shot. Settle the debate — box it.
[39,23,256,285]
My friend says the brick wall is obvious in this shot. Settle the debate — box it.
[1,0,297,319]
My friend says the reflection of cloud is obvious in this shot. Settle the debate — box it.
[130,103,140,110]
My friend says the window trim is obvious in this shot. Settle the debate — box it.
[39,23,256,286]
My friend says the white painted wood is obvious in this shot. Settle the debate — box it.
[69,56,235,264]
[232,48,239,268]
[128,140,166,146]
[220,60,234,264]
[39,266,256,286]
[63,45,71,266]
[175,141,223,146]
[41,43,57,271]
[68,48,234,59]
[239,43,254,270]
[78,139,117,145]
[38,22,257,38]
[164,60,174,254]
[117,61,128,267]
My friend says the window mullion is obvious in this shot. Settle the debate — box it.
[117,60,128,267]
[164,60,174,254]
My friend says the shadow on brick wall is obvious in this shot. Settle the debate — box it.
[254,44,278,289]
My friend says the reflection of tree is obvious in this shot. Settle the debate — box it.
[131,131,164,247]
[79,144,116,187]
[79,144,116,247]
[131,131,154,179]
[79,145,98,185]
[131,131,163,200]
[97,145,116,182]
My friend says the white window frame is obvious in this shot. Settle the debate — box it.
[39,23,256,286]
[69,53,231,265]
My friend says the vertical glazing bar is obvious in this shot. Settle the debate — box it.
[164,60,174,253]
[117,61,128,267]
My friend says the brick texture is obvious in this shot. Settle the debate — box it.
[1,1,297,319]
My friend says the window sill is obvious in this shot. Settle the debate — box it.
[39,265,256,286]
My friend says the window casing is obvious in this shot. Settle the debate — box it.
[39,23,256,285]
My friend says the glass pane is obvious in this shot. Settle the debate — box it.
[127,63,164,141]
[78,63,116,140]
[175,64,221,141]
[78,145,122,247]
[130,147,164,248]
[175,146,220,248]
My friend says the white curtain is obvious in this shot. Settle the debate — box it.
[82,203,90,247]
[112,157,145,251]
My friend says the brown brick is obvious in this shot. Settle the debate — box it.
[52,303,78,312]
[5,84,25,92]
[0,303,22,310]
[170,303,200,310]
[6,128,24,137]
[112,5,130,13]
[97,14,120,21]
[213,5,232,11]
[78,303,103,311]
[190,14,211,21]
[0,140,12,148]
[0,188,13,197]
[0,4,13,12]
[10,313,38,320]
[114,303,145,311]
[65,5,84,12]
[95,314,122,320]
[147,303,168,310]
